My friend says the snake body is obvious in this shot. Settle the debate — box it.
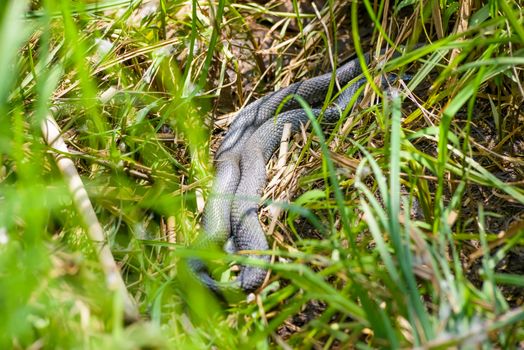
[190,54,373,293]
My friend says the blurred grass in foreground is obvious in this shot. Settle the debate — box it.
[1,0,524,348]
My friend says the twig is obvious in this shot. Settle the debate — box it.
[276,122,292,169]
[41,109,139,322]
[166,216,177,249]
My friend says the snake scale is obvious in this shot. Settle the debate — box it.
[189,51,382,294]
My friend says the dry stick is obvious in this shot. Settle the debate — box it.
[41,110,139,322]
[268,122,292,230]
[166,216,177,249]
[276,122,293,169]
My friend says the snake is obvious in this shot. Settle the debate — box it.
[189,51,386,294]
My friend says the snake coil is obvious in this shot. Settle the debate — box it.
[189,51,399,294]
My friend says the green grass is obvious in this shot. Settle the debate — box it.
[1,0,524,348]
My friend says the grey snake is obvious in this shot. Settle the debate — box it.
[189,51,396,294]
